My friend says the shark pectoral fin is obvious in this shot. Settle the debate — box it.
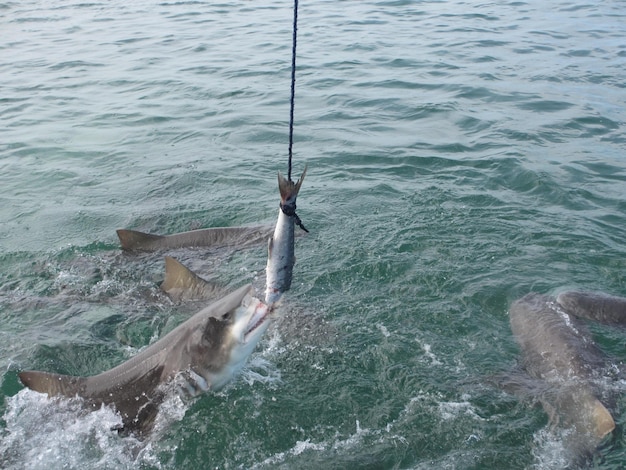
[161,256,224,301]
[116,229,164,251]
[591,399,615,439]
[19,370,87,398]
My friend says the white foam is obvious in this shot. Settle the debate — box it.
[376,323,391,338]
[0,387,194,469]
[0,389,149,469]
[240,356,282,388]
[416,338,443,366]
[438,399,482,421]
[529,427,569,470]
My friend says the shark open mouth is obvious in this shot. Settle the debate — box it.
[244,301,271,340]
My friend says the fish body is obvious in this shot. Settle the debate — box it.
[265,167,307,306]
[117,225,272,251]
[509,293,615,456]
[19,284,270,436]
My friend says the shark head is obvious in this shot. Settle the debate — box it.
[195,291,271,391]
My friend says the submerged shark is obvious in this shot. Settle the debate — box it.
[556,290,626,326]
[117,225,273,251]
[19,167,308,436]
[509,291,626,462]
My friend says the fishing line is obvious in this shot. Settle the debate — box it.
[281,0,308,234]
[287,0,298,182]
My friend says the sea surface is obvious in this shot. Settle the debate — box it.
[1,0,626,468]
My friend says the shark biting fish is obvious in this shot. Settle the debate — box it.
[19,168,308,436]
[509,290,626,462]
[20,284,269,436]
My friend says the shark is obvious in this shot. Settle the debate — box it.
[19,284,271,436]
[18,167,309,436]
[509,291,626,462]
[117,225,273,251]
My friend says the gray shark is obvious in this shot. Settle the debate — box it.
[509,292,617,460]
[117,225,273,251]
[19,284,271,436]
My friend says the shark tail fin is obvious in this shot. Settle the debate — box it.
[161,256,224,301]
[116,229,164,251]
[591,399,615,439]
[19,370,87,398]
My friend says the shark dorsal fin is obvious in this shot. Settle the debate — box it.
[116,229,164,251]
[161,256,225,301]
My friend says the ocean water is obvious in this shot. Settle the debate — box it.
[1,0,626,468]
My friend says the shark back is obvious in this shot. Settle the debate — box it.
[117,226,272,251]
[510,293,615,447]
[510,293,605,380]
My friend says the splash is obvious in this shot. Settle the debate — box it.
[0,389,147,469]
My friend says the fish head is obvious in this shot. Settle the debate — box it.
[228,293,272,353]
[197,292,271,390]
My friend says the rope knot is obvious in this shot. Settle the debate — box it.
[280,201,308,233]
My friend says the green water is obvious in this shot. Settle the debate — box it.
[1,0,625,468]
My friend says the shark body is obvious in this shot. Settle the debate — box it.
[117,225,272,252]
[19,284,270,436]
[509,291,626,462]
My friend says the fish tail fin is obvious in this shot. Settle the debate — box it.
[591,399,615,438]
[19,370,87,398]
[116,229,164,251]
[161,256,223,301]
[278,165,307,204]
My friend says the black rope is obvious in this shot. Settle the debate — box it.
[283,0,308,234]
[287,0,298,182]
[280,201,309,233]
